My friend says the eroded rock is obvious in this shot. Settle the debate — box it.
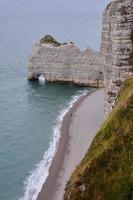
[28,36,103,87]
[101,0,133,117]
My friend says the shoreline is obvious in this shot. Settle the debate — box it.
[37,89,104,200]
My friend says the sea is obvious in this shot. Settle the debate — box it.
[0,0,110,200]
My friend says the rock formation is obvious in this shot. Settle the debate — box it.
[101,0,133,117]
[28,0,133,117]
[28,35,103,87]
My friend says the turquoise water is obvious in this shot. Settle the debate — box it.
[0,0,110,199]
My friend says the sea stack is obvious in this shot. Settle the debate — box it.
[28,35,103,87]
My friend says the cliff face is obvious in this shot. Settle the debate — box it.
[64,76,133,200]
[28,35,103,87]
[101,0,133,117]
[63,1,133,199]
[28,0,133,114]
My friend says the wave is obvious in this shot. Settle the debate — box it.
[19,89,93,200]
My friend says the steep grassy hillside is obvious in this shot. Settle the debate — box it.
[64,77,133,200]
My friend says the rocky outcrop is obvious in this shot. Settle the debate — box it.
[28,35,103,87]
[101,0,133,117]
[28,0,133,116]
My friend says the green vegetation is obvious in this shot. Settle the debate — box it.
[64,77,133,200]
[39,35,61,46]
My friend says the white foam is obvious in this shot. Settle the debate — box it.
[38,74,46,84]
[19,89,94,200]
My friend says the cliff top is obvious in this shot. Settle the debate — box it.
[39,35,76,48]
[39,35,61,47]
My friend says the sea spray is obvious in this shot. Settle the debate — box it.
[20,89,94,200]
[38,74,46,84]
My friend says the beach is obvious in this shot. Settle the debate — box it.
[37,89,104,200]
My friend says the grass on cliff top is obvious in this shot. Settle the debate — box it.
[64,76,133,200]
[39,35,61,47]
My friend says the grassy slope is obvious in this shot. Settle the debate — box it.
[64,77,133,200]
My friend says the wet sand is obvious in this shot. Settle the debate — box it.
[37,89,104,200]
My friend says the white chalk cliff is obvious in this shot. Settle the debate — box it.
[28,35,103,87]
[101,0,133,116]
[28,0,133,117]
